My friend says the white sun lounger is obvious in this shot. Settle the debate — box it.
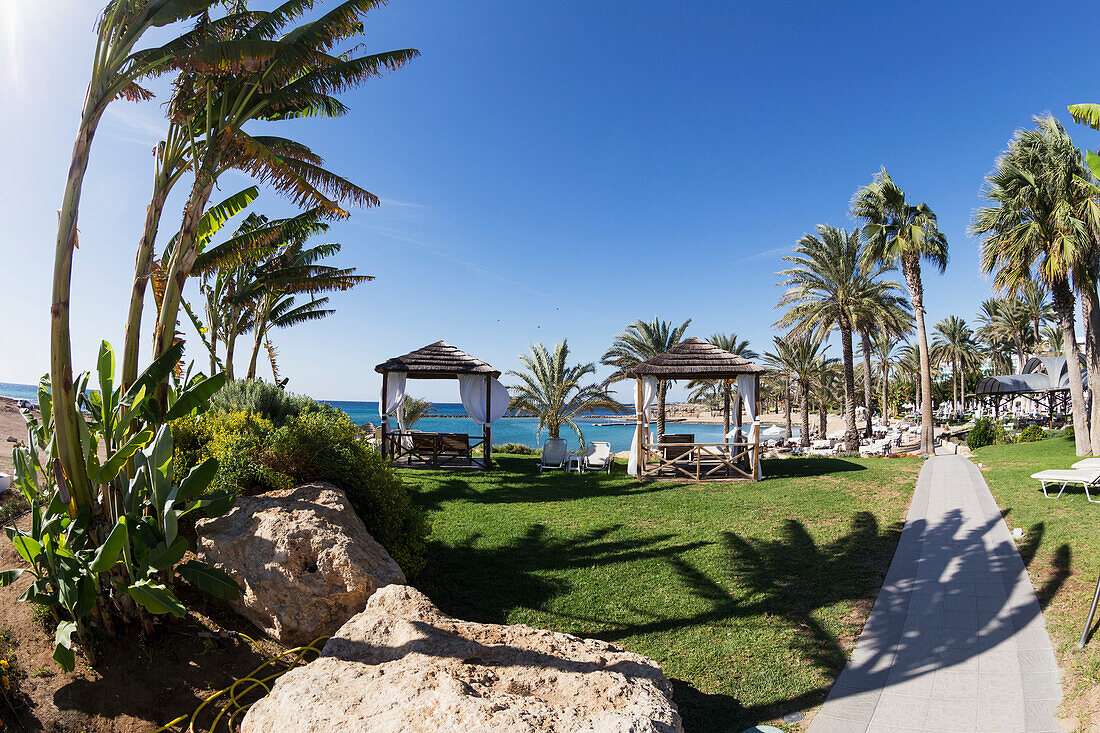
[1031,468,1100,502]
[1071,458,1100,470]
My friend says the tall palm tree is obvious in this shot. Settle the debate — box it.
[971,115,1093,455]
[1020,281,1053,349]
[509,341,625,444]
[764,334,829,447]
[50,0,234,512]
[602,317,691,441]
[150,3,419,407]
[975,297,1029,373]
[854,294,911,437]
[1040,325,1064,355]
[777,225,907,451]
[897,343,923,414]
[852,168,949,456]
[931,316,981,415]
[686,332,759,438]
[871,334,901,425]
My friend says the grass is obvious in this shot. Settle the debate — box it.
[400,454,921,732]
[975,436,1100,725]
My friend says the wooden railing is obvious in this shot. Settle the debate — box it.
[639,440,760,481]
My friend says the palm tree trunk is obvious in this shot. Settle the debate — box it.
[881,365,889,425]
[860,330,874,438]
[840,326,859,452]
[1080,286,1100,455]
[952,359,959,415]
[722,383,731,439]
[1053,279,1091,456]
[783,377,792,441]
[656,380,667,442]
[246,319,266,380]
[121,176,170,395]
[153,165,217,408]
[903,255,936,456]
[51,103,108,512]
[800,386,810,447]
[818,398,827,439]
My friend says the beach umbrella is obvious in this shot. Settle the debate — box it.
[760,425,787,440]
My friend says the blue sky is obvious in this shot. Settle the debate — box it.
[1,0,1099,402]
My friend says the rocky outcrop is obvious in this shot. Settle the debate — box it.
[196,482,406,646]
[241,585,682,733]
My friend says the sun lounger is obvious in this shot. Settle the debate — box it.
[582,441,613,473]
[1031,468,1100,502]
[1071,458,1100,470]
[539,438,568,472]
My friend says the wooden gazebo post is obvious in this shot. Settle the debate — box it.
[754,372,762,479]
[484,372,493,468]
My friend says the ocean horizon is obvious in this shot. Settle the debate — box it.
[0,382,797,453]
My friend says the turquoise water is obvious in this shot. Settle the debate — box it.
[0,383,795,453]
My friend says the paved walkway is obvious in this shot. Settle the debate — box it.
[808,453,1063,733]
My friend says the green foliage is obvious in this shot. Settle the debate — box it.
[967,418,997,450]
[1017,425,1046,443]
[1064,425,1075,439]
[2,341,239,671]
[208,379,333,427]
[176,407,427,576]
[495,443,538,456]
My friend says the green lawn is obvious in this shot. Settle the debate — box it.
[974,436,1100,725]
[400,455,921,732]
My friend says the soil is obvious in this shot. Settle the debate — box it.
[0,515,288,733]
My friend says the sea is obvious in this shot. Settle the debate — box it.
[0,382,797,453]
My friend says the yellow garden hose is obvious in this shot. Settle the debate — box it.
[150,633,328,733]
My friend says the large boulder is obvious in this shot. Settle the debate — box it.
[196,482,406,645]
[242,585,683,733]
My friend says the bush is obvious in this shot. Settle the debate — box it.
[967,418,997,450]
[1065,425,1075,439]
[1017,425,1046,443]
[209,379,333,427]
[174,407,427,576]
[495,443,538,455]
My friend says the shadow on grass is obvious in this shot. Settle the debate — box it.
[407,455,868,511]
[417,511,902,732]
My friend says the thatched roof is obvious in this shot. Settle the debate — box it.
[375,341,501,379]
[628,337,765,379]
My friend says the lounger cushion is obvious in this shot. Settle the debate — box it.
[1071,458,1100,470]
[1031,469,1100,483]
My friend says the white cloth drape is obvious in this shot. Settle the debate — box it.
[736,375,761,479]
[628,377,659,477]
[458,375,509,426]
[379,372,407,433]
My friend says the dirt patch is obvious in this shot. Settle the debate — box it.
[0,516,287,732]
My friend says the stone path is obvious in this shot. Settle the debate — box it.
[808,453,1063,733]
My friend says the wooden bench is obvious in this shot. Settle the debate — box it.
[406,432,474,467]
[660,433,695,462]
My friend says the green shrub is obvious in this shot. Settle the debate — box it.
[209,379,333,427]
[175,408,427,576]
[1065,425,1075,439]
[967,418,996,450]
[495,443,538,455]
[1017,425,1046,443]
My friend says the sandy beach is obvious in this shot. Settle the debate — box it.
[0,397,30,475]
[664,406,873,436]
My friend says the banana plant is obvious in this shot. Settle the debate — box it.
[1,341,239,671]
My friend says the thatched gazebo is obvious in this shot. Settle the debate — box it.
[627,337,766,481]
[375,341,506,469]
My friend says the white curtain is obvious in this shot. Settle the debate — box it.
[736,374,761,480]
[628,377,659,477]
[379,372,407,433]
[458,375,510,426]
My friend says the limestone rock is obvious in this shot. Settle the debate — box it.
[196,482,405,645]
[242,585,682,733]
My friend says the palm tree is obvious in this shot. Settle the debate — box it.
[931,316,981,415]
[602,317,691,441]
[971,115,1093,455]
[870,334,900,425]
[852,168,949,456]
[509,341,626,444]
[764,334,829,447]
[150,4,419,407]
[814,357,843,439]
[1020,281,1053,349]
[401,396,437,430]
[1040,325,1064,355]
[975,297,1028,373]
[686,332,759,438]
[50,0,234,512]
[897,343,923,414]
[854,294,911,437]
[777,225,907,451]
